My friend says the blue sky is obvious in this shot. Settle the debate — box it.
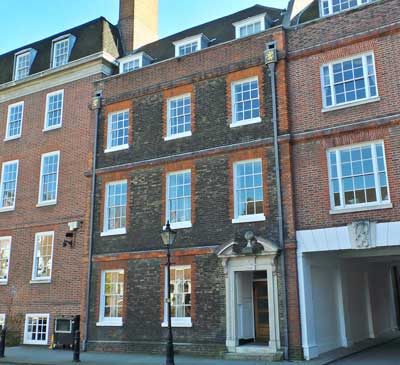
[0,0,288,54]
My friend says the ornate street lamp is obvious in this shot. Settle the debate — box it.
[161,221,177,365]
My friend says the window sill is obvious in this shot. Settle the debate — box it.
[104,145,129,153]
[163,132,192,141]
[232,214,266,224]
[164,222,192,230]
[0,281,8,286]
[30,279,51,284]
[4,135,21,142]
[230,117,262,128]
[162,319,192,328]
[322,96,380,113]
[36,201,57,207]
[43,125,62,132]
[0,206,15,213]
[100,228,127,237]
[330,202,393,215]
[96,320,123,327]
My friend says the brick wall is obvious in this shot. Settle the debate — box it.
[0,73,102,343]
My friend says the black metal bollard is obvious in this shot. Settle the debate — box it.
[0,326,6,358]
[73,330,80,362]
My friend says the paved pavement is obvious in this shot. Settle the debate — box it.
[0,346,292,365]
[329,338,400,365]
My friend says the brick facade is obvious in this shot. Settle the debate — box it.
[88,25,295,357]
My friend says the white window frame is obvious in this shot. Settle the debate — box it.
[5,101,24,141]
[24,314,50,345]
[173,34,203,57]
[320,0,374,17]
[105,110,130,153]
[165,170,192,230]
[54,318,72,334]
[233,13,266,39]
[44,90,64,131]
[0,160,19,212]
[0,314,5,329]
[321,52,379,111]
[230,76,262,127]
[13,50,34,81]
[164,93,192,141]
[327,141,391,214]
[51,34,75,68]
[37,151,60,207]
[232,158,266,224]
[97,269,124,327]
[162,265,192,328]
[119,54,141,73]
[0,237,12,285]
[31,231,54,283]
[101,180,128,236]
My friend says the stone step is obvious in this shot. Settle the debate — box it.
[223,350,284,362]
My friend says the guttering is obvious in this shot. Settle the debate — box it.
[266,43,290,360]
[82,93,102,351]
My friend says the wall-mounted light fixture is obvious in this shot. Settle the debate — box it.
[62,221,81,248]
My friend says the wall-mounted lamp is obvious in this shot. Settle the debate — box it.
[62,221,81,248]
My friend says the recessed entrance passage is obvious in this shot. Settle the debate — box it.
[254,278,269,342]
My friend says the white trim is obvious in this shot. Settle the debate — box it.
[232,214,266,224]
[320,52,379,110]
[37,151,60,206]
[163,265,192,327]
[327,140,390,211]
[51,35,76,69]
[165,93,192,140]
[233,158,265,221]
[0,236,12,284]
[165,170,192,228]
[100,228,127,237]
[106,109,130,152]
[43,90,64,131]
[31,231,54,282]
[0,314,5,329]
[24,313,50,345]
[319,0,375,17]
[173,34,204,57]
[230,76,261,126]
[0,160,19,211]
[102,180,128,234]
[163,131,192,141]
[118,52,152,74]
[13,49,36,81]
[329,202,393,215]
[5,101,24,140]
[233,13,266,39]
[230,117,261,128]
[98,269,124,326]
[104,145,130,154]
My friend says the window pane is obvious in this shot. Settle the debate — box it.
[53,39,69,67]
[46,92,63,128]
[330,142,388,208]
[167,171,191,224]
[102,271,124,320]
[168,96,191,136]
[7,103,23,138]
[233,79,260,123]
[34,233,53,279]
[106,181,127,231]
[40,153,59,203]
[170,267,191,319]
[109,111,129,148]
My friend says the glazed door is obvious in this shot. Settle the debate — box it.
[253,281,269,342]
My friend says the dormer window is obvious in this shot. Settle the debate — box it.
[173,34,209,57]
[51,34,76,68]
[233,13,266,39]
[320,0,374,16]
[118,52,152,74]
[14,49,36,81]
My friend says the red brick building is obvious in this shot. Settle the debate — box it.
[0,18,120,345]
[286,0,400,360]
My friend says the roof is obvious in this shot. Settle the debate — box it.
[0,17,122,85]
[131,5,284,63]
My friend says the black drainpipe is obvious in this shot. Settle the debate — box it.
[266,42,290,360]
[82,92,102,351]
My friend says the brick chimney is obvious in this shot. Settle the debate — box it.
[118,0,158,53]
